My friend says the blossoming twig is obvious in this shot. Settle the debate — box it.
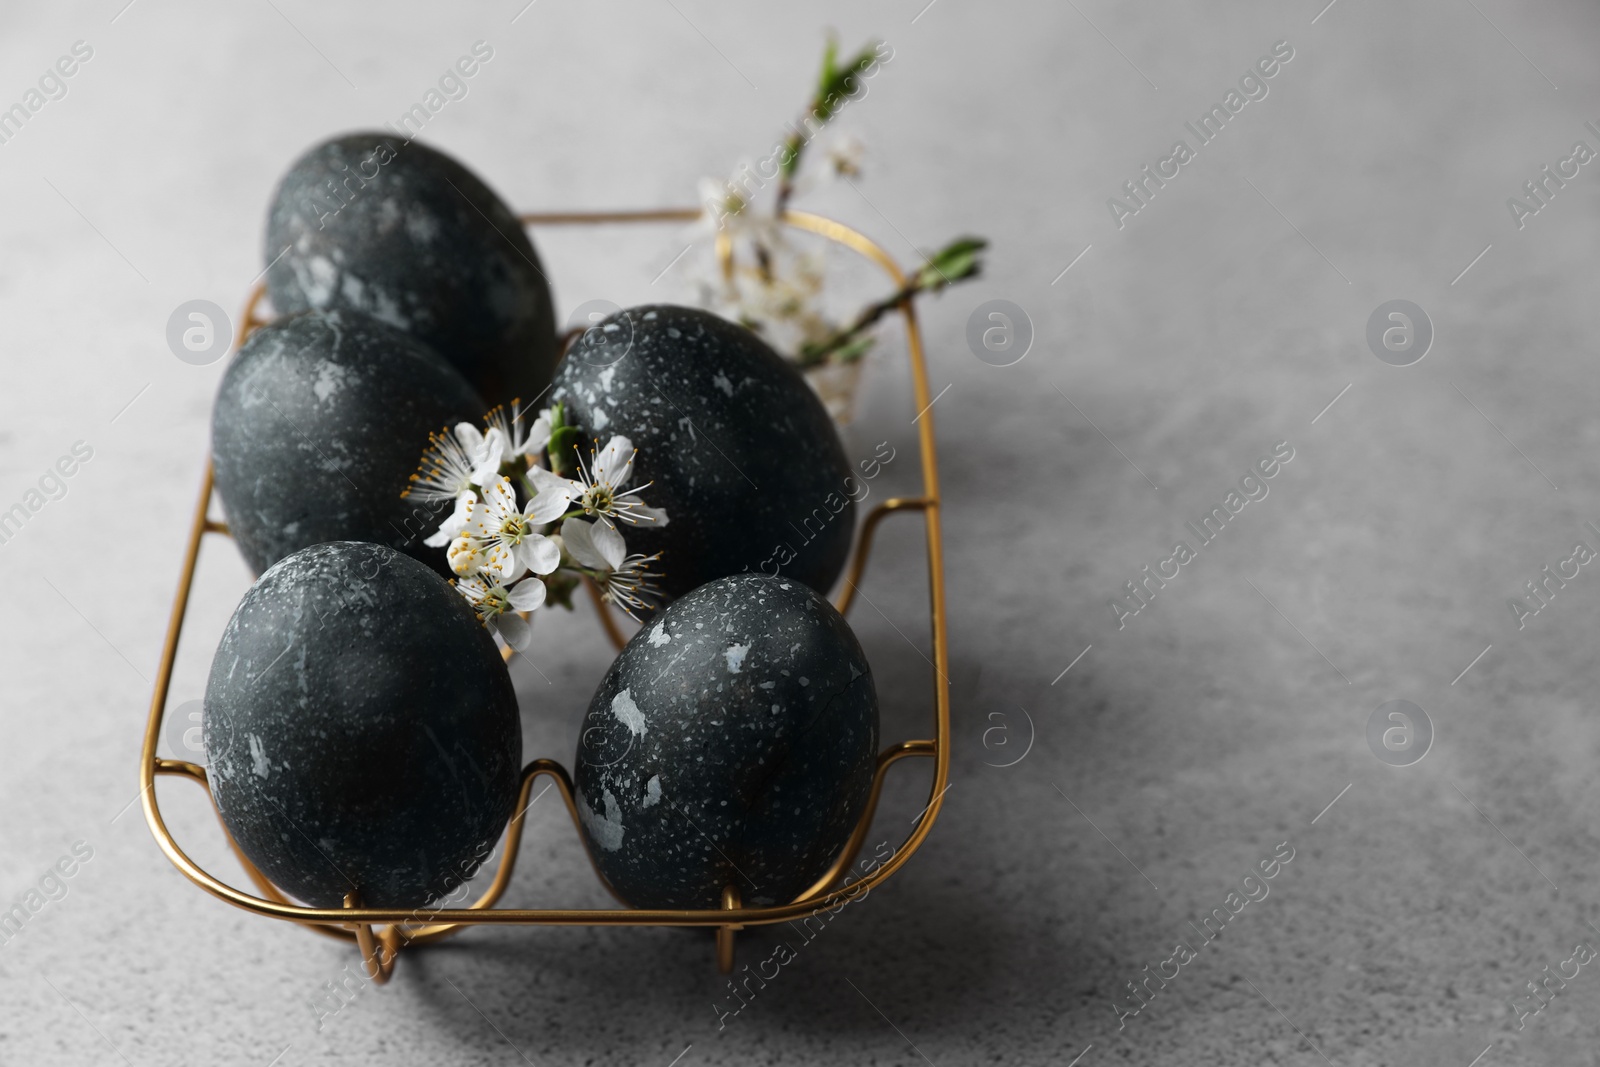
[774,38,884,218]
[405,401,670,644]
[693,36,990,393]
[796,237,988,366]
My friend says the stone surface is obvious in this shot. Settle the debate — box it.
[573,574,877,909]
[552,305,856,604]
[204,541,521,909]
[5,3,1600,1065]
[266,131,559,409]
[211,307,484,575]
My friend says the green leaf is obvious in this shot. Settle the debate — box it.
[789,37,882,180]
[917,236,988,290]
[834,42,879,97]
[820,37,838,93]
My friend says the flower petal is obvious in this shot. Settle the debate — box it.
[508,577,547,612]
[590,518,627,570]
[453,422,485,453]
[470,427,507,483]
[485,541,524,582]
[460,493,496,538]
[494,612,532,651]
[518,534,561,576]
[592,436,634,488]
[425,490,478,546]
[526,413,553,454]
[561,519,610,570]
[698,177,732,219]
[526,466,579,521]
[523,479,574,525]
[482,476,519,523]
[528,463,582,497]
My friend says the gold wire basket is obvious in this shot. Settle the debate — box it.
[139,209,951,982]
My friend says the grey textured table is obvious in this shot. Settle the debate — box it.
[3,1,1599,1064]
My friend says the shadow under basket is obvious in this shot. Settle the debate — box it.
[139,209,952,981]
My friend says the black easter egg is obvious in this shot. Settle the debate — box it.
[211,308,484,575]
[204,541,522,909]
[572,574,878,909]
[264,132,557,407]
[551,305,857,606]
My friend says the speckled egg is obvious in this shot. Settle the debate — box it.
[264,132,557,407]
[572,574,878,909]
[550,305,857,606]
[204,541,521,909]
[211,308,484,575]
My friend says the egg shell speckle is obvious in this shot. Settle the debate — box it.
[211,308,484,576]
[551,305,856,606]
[573,574,878,909]
[203,541,521,909]
[265,132,557,407]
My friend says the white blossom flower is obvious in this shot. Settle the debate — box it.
[451,422,504,485]
[563,518,663,620]
[448,476,564,581]
[728,252,833,352]
[454,573,545,650]
[691,236,839,361]
[697,176,746,234]
[478,400,554,478]
[570,436,669,529]
[404,423,486,505]
[597,556,663,620]
[696,173,782,247]
[818,134,865,181]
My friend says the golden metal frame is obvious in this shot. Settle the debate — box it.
[139,209,950,981]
